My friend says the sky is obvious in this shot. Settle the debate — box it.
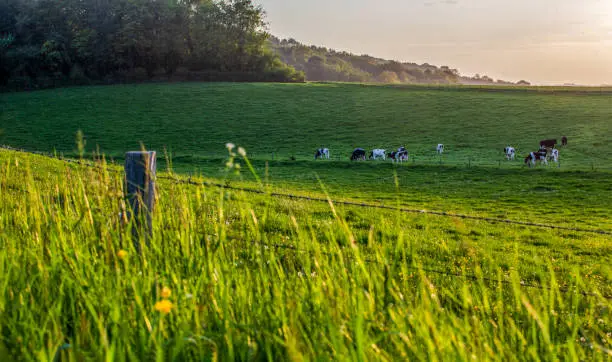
[255,0,612,85]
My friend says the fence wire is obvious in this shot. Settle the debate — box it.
[251,240,612,300]
[2,145,611,300]
[3,144,612,236]
[158,175,612,236]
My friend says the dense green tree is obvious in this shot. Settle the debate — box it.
[0,0,303,90]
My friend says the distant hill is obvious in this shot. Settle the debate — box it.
[269,36,530,86]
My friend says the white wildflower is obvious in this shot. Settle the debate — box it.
[237,147,246,157]
[225,143,235,151]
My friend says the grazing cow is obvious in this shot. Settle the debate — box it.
[504,146,516,160]
[369,149,386,160]
[437,144,444,154]
[314,148,330,160]
[561,136,568,146]
[388,150,408,163]
[539,139,557,149]
[549,148,559,163]
[388,146,408,163]
[350,148,366,161]
[524,150,548,167]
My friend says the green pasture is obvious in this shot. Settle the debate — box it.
[1,82,611,360]
[0,149,610,360]
[1,82,611,226]
[1,82,611,168]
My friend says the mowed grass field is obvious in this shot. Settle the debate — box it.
[2,82,612,166]
[0,83,611,360]
[1,82,612,228]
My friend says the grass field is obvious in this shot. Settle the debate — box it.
[1,83,611,360]
[2,82,612,167]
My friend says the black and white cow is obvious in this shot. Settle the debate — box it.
[350,148,367,161]
[437,144,445,154]
[504,146,516,160]
[524,150,548,167]
[549,148,559,163]
[315,148,330,160]
[369,149,386,160]
[388,147,408,163]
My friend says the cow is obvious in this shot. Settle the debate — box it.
[524,150,548,167]
[388,146,408,163]
[314,148,330,160]
[437,144,444,154]
[504,146,516,160]
[388,150,408,163]
[539,139,557,149]
[561,136,568,146]
[549,148,559,163]
[369,149,386,160]
[350,148,366,161]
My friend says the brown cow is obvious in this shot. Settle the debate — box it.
[539,139,557,149]
[561,136,568,146]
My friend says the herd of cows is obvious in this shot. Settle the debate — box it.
[314,136,568,167]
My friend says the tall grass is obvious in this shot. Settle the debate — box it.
[0,149,610,361]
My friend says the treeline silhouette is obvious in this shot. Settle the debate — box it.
[270,36,530,86]
[0,0,304,91]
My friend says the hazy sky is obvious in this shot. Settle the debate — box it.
[256,0,612,85]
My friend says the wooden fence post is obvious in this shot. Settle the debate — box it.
[125,151,156,253]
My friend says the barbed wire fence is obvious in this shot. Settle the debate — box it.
[2,145,611,300]
[246,240,611,300]
[3,144,611,236]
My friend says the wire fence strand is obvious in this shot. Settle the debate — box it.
[3,144,612,236]
[2,145,611,300]
[252,240,612,300]
[158,174,612,236]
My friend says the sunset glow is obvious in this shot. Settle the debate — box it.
[258,0,612,85]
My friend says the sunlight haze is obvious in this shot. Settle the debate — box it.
[257,0,612,85]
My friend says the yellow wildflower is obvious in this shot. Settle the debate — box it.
[161,286,172,298]
[117,250,128,260]
[154,300,174,314]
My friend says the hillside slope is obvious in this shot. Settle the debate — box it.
[269,37,530,85]
[1,82,609,166]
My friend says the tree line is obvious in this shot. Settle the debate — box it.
[269,37,460,84]
[269,37,530,86]
[0,0,304,91]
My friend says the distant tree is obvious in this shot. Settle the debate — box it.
[305,55,325,80]
[517,80,531,86]
[377,70,400,84]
